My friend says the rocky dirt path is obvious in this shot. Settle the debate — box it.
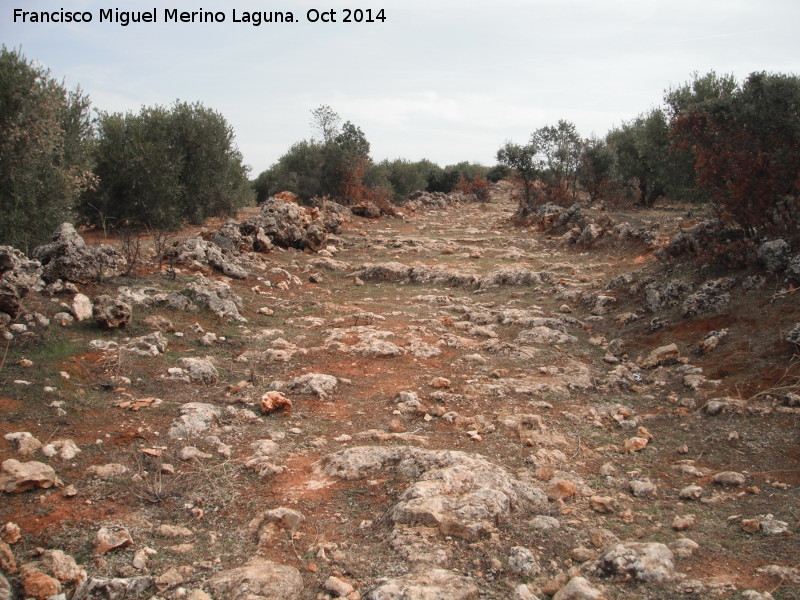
[1,191,799,600]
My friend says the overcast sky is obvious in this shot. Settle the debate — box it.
[3,0,798,175]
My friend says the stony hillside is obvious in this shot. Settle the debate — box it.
[1,188,798,600]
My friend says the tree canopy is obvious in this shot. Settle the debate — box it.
[0,46,93,251]
[255,106,380,204]
[670,71,800,236]
[79,102,251,231]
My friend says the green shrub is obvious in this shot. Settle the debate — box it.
[670,71,800,237]
[253,108,372,204]
[79,102,251,231]
[485,164,510,183]
[0,46,93,251]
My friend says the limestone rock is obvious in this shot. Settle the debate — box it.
[213,219,251,252]
[590,542,675,582]
[21,567,61,600]
[629,480,657,498]
[713,471,746,487]
[624,436,649,452]
[366,569,478,600]
[1,523,21,545]
[757,239,791,272]
[352,261,477,287]
[177,358,220,385]
[670,538,699,559]
[72,576,154,600]
[285,373,338,399]
[552,576,604,600]
[681,278,734,318]
[479,266,551,288]
[206,558,304,600]
[168,402,221,438]
[32,223,125,284]
[679,485,703,500]
[184,275,246,322]
[122,331,168,357]
[319,446,547,541]
[92,295,132,329]
[0,572,10,600]
[166,237,248,279]
[309,257,352,271]
[86,463,129,479]
[41,439,81,461]
[638,343,681,369]
[352,337,403,358]
[71,294,93,321]
[3,432,42,456]
[94,526,133,555]
[117,286,196,313]
[508,546,541,577]
[786,323,800,346]
[0,540,16,574]
[260,391,292,414]
[242,196,330,252]
[672,514,696,531]
[324,575,355,597]
[0,459,60,493]
[35,548,87,585]
[0,245,43,318]
[155,524,193,538]
[517,326,577,346]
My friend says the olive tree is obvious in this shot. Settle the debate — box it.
[531,120,583,203]
[669,71,800,236]
[255,106,377,204]
[80,102,251,230]
[496,140,539,215]
[0,46,93,251]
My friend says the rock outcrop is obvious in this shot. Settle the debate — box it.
[32,223,126,284]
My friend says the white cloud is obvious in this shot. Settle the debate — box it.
[4,0,799,171]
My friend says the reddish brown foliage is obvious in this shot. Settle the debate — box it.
[339,161,398,217]
[338,161,371,205]
[693,237,758,271]
[541,180,573,207]
[597,178,641,209]
[455,175,491,202]
[673,112,800,237]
